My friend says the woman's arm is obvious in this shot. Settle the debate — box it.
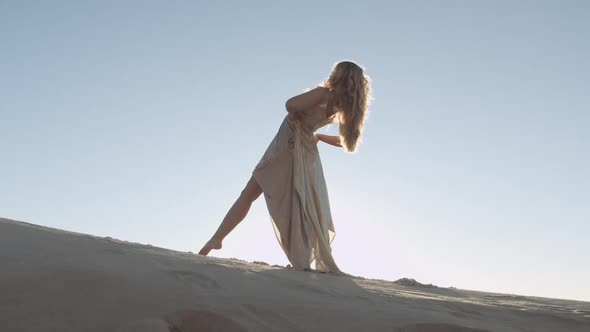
[314,134,342,148]
[285,87,329,114]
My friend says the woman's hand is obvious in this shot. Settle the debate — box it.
[314,134,342,148]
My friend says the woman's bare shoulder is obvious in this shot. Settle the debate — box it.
[286,86,331,113]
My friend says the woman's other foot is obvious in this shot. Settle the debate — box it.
[198,239,222,255]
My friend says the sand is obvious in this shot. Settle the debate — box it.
[1,217,588,331]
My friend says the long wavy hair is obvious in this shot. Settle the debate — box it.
[322,60,372,153]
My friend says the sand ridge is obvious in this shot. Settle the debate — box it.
[1,217,588,332]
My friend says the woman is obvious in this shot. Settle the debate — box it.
[198,60,372,274]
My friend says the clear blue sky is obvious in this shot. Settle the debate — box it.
[1,1,588,301]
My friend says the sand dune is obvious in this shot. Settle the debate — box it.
[1,217,588,331]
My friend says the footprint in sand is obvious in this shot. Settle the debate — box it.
[117,310,247,332]
[240,303,304,331]
[165,309,247,332]
[148,257,221,290]
[116,318,170,332]
[396,323,490,332]
[169,269,221,290]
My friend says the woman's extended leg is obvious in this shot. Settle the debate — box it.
[198,176,263,255]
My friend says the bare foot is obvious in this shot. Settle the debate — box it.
[198,239,222,255]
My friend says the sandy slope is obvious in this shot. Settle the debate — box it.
[1,217,588,332]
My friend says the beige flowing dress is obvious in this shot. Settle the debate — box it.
[252,104,342,273]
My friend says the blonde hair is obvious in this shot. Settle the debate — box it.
[322,60,372,153]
